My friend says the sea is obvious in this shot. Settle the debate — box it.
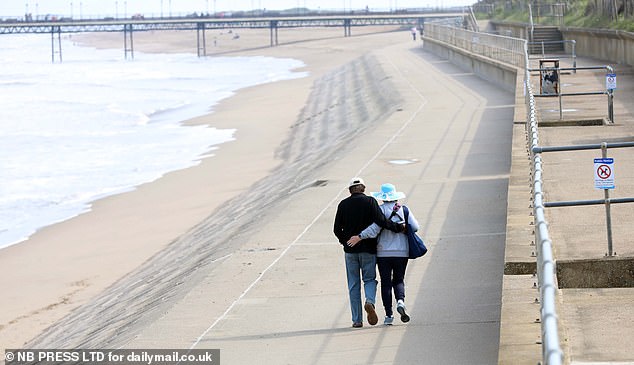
[0,33,307,249]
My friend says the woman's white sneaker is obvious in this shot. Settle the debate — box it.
[396,300,410,323]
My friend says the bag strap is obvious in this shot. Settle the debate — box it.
[403,205,410,224]
[377,207,400,239]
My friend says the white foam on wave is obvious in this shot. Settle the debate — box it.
[0,34,307,249]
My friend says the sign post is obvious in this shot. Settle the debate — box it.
[606,73,617,90]
[595,143,615,256]
[594,158,614,189]
[606,73,616,123]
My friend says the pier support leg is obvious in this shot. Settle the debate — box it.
[269,20,278,47]
[197,22,207,57]
[344,19,351,37]
[51,26,62,63]
[124,24,134,60]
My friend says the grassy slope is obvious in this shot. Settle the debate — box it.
[476,0,634,31]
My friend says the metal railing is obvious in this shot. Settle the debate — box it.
[527,39,577,67]
[424,21,527,68]
[525,46,564,365]
[530,64,615,122]
[467,6,479,32]
[532,142,634,257]
[529,4,535,46]
[425,22,564,365]
[531,3,567,26]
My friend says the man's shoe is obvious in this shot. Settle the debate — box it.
[384,315,394,325]
[397,300,410,323]
[364,302,378,325]
[352,322,363,328]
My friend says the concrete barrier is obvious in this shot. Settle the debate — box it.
[422,36,519,92]
[561,27,634,67]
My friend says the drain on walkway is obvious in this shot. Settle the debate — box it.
[388,159,419,165]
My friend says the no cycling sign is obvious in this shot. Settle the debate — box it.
[594,158,615,189]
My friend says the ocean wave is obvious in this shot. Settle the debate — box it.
[0,34,305,249]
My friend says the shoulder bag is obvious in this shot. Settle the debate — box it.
[403,205,427,259]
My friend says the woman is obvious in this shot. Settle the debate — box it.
[347,183,420,325]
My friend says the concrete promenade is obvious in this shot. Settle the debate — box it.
[20,35,633,363]
[122,42,513,363]
[129,43,515,364]
[26,39,515,363]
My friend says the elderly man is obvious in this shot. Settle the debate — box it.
[333,177,404,328]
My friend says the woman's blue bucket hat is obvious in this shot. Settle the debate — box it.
[371,183,406,201]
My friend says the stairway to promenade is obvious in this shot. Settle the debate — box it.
[528,26,564,54]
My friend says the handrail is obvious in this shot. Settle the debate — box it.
[529,64,614,122]
[531,141,634,257]
[527,39,577,70]
[524,43,564,365]
[468,6,480,32]
[424,21,526,67]
[528,4,535,42]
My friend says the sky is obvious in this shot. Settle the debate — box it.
[1,0,475,19]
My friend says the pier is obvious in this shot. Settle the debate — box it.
[0,11,463,61]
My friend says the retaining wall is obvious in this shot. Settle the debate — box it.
[421,36,518,92]
[490,20,634,67]
[561,27,634,67]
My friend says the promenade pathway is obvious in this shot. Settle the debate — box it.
[120,41,515,363]
[25,38,515,363]
[27,33,634,364]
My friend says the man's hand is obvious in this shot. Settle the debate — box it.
[347,235,362,247]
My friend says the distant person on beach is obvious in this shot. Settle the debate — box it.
[348,183,419,325]
[333,177,405,328]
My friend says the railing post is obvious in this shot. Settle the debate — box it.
[571,40,577,73]
[607,65,614,123]
[601,143,614,256]
[608,89,614,123]
[558,63,563,120]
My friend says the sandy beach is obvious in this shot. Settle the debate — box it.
[0,25,413,349]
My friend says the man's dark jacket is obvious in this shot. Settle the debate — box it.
[333,192,402,254]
